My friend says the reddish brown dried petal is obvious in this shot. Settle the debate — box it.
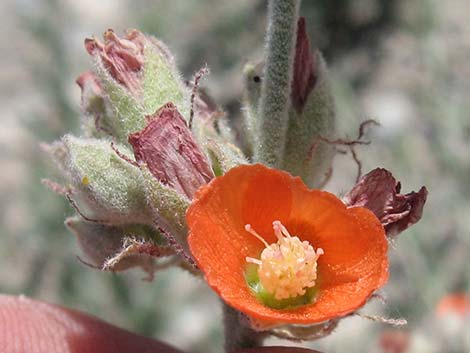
[128,103,214,199]
[344,168,428,237]
[85,29,145,94]
[291,17,317,114]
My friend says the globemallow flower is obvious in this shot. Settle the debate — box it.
[187,164,389,329]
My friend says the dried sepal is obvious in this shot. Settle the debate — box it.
[65,217,174,278]
[129,103,214,199]
[43,140,70,173]
[41,179,71,196]
[344,168,428,237]
[269,320,339,341]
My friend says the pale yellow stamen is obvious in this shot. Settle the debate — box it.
[245,221,324,300]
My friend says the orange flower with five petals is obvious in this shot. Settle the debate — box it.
[187,164,388,328]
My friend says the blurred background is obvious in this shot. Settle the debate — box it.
[1,0,468,352]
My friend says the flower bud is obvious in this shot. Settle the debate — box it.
[84,29,189,143]
[55,135,151,224]
[282,18,336,188]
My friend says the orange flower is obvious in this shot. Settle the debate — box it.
[187,164,388,327]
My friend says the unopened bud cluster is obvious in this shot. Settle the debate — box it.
[46,29,246,275]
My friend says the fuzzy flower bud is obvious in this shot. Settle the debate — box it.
[83,29,189,143]
[50,135,151,225]
[243,17,336,186]
[282,17,336,188]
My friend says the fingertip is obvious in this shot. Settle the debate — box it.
[233,347,323,353]
[0,294,182,353]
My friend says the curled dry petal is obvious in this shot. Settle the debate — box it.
[85,29,145,94]
[291,17,317,114]
[129,103,214,199]
[344,168,428,237]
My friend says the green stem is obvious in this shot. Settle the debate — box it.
[223,1,301,350]
[254,0,301,167]
[223,303,265,352]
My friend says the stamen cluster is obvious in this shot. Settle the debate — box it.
[246,221,323,300]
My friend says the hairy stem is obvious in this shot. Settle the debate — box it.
[223,303,265,352]
[223,1,301,350]
[254,0,301,167]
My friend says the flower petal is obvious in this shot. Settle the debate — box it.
[188,164,388,326]
[85,29,145,94]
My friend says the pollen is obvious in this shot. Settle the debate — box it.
[245,220,324,300]
[82,176,89,186]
